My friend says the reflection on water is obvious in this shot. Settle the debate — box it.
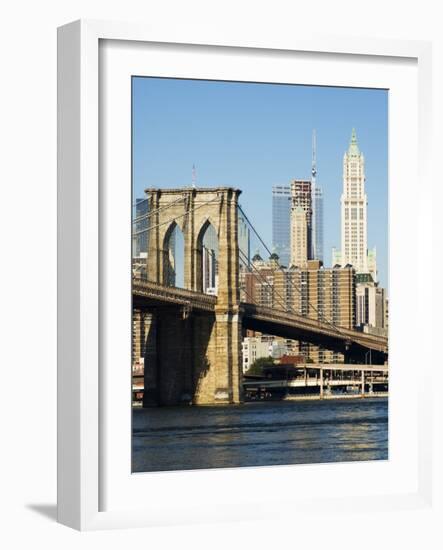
[132,398,388,473]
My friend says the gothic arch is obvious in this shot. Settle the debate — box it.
[195,219,219,294]
[162,221,185,288]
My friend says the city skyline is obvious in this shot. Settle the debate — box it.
[133,76,388,289]
[131,76,389,471]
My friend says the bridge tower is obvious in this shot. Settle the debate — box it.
[142,187,243,406]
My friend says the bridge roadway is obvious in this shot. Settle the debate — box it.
[132,279,388,356]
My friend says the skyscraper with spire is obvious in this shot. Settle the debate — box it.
[334,129,377,280]
[311,129,324,262]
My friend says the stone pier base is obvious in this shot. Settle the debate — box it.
[142,306,243,406]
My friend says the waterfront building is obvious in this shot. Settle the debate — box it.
[242,336,272,373]
[334,129,377,280]
[272,185,291,267]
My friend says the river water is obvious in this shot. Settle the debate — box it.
[132,397,388,473]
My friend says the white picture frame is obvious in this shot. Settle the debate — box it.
[57,19,434,531]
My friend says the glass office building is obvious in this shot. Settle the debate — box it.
[272,185,291,267]
[133,197,149,258]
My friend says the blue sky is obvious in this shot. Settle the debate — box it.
[132,77,388,289]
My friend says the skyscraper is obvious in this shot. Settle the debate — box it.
[202,223,219,294]
[312,186,324,262]
[311,130,324,263]
[133,197,148,258]
[238,213,251,267]
[290,206,308,268]
[202,246,218,294]
[290,179,312,268]
[272,185,291,267]
[132,197,149,278]
[336,129,377,280]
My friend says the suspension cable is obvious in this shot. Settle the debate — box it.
[238,249,288,313]
[239,284,260,307]
[132,194,187,224]
[132,195,221,236]
[238,204,344,336]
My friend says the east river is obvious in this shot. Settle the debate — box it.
[132,397,388,473]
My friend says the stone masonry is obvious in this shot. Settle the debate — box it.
[142,187,243,406]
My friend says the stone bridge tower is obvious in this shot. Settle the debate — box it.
[141,187,243,406]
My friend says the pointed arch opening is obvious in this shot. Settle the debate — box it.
[196,220,219,295]
[163,222,185,288]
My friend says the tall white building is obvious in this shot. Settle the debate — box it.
[336,129,377,280]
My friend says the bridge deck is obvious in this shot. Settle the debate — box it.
[132,279,388,354]
[242,303,387,353]
[133,278,217,312]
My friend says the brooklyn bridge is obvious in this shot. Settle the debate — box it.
[132,186,388,406]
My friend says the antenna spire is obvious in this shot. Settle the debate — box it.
[192,164,196,188]
[311,129,317,180]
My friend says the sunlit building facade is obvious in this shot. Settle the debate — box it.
[334,129,377,281]
[290,179,312,268]
[240,255,356,363]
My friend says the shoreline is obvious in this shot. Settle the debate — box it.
[132,393,388,408]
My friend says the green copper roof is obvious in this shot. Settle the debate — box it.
[347,128,360,156]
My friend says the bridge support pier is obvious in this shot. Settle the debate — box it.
[211,308,242,404]
[140,306,243,406]
[140,186,245,405]
[190,308,243,405]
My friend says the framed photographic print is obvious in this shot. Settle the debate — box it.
[57,20,433,531]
